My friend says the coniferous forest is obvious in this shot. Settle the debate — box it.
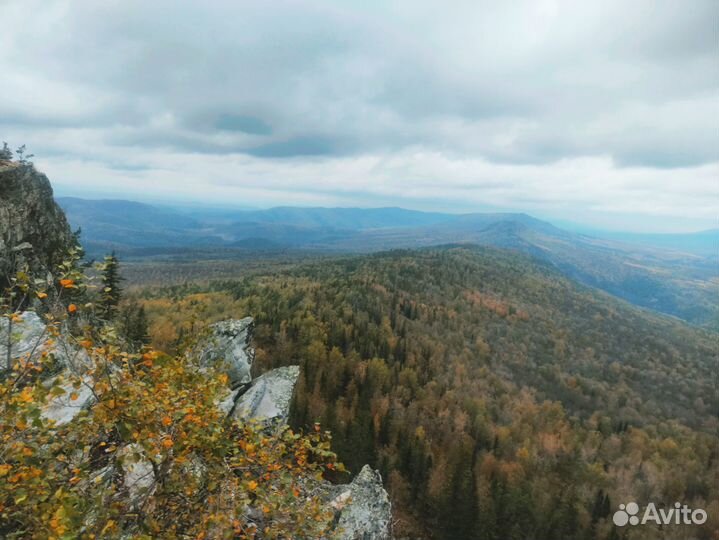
[134,247,719,539]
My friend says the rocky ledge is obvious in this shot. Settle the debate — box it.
[2,314,393,539]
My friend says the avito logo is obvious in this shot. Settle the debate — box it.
[613,502,707,527]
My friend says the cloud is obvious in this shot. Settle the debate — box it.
[0,0,716,230]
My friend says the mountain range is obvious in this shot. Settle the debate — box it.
[57,197,718,328]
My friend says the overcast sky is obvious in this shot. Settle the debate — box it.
[1,0,717,232]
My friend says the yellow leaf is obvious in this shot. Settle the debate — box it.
[18,387,34,403]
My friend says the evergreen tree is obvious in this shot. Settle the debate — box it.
[118,300,150,350]
[0,142,12,161]
[98,251,122,320]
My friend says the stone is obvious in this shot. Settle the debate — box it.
[0,311,89,372]
[1,312,94,424]
[42,375,95,425]
[232,365,300,424]
[0,311,47,363]
[195,318,255,386]
[329,465,393,540]
[118,444,155,504]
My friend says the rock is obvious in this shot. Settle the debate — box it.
[216,387,239,415]
[118,444,155,504]
[42,375,95,425]
[232,365,300,424]
[0,311,89,373]
[0,311,48,363]
[0,311,94,424]
[0,162,75,286]
[328,465,392,540]
[195,318,255,386]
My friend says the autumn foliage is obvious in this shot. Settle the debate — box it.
[0,251,342,539]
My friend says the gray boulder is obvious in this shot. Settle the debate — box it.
[118,444,156,505]
[326,465,393,540]
[195,318,255,386]
[0,311,94,424]
[0,311,48,363]
[232,365,300,424]
[42,375,95,425]
[0,311,89,373]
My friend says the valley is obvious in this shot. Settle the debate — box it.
[130,246,719,539]
[59,198,719,328]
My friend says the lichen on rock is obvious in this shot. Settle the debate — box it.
[194,317,255,386]
[232,365,300,424]
[324,465,393,540]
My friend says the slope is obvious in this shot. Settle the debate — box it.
[137,246,719,539]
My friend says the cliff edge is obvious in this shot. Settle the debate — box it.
[0,161,75,285]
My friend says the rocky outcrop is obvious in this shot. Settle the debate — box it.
[194,318,255,387]
[325,465,393,540]
[4,312,392,537]
[200,319,393,539]
[232,365,300,424]
[0,162,75,286]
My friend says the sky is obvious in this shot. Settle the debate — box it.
[1,0,717,232]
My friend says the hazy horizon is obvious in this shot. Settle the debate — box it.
[53,190,719,236]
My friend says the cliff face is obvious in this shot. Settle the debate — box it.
[0,161,75,284]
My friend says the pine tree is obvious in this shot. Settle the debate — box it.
[118,300,150,351]
[0,142,12,161]
[98,252,123,320]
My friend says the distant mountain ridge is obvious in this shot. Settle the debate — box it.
[56,197,718,328]
[227,206,454,230]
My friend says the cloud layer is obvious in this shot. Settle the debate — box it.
[1,0,717,231]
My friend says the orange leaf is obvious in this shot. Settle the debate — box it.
[18,387,34,403]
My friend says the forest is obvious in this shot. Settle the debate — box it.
[132,246,719,539]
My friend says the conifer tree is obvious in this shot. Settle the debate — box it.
[118,300,150,350]
[98,251,122,320]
